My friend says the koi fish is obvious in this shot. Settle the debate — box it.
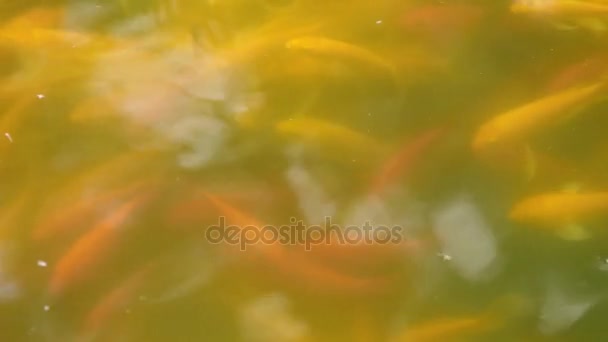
[48,193,151,296]
[511,0,608,32]
[511,0,608,16]
[205,194,391,295]
[472,81,606,154]
[370,126,447,196]
[398,3,484,46]
[2,6,65,30]
[31,151,163,240]
[304,234,425,275]
[392,294,528,341]
[285,36,396,76]
[509,189,608,240]
[393,316,491,342]
[32,178,154,240]
[82,263,153,334]
[545,55,608,92]
[204,193,287,260]
[264,245,393,296]
[276,116,386,161]
[165,183,286,229]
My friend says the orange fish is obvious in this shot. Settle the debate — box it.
[545,55,608,92]
[205,194,391,295]
[399,4,484,44]
[301,224,430,275]
[48,193,151,296]
[369,126,447,196]
[269,246,392,296]
[32,178,154,240]
[165,183,286,229]
[82,263,153,334]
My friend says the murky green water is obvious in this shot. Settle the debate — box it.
[2,1,608,341]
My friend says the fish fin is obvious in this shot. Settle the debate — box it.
[523,144,537,182]
[557,224,591,241]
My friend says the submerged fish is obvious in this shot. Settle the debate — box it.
[285,35,396,77]
[472,81,606,154]
[510,190,608,240]
[511,0,608,32]
[393,316,491,342]
[81,263,153,334]
[2,6,65,30]
[205,194,391,295]
[276,116,386,161]
[392,294,529,341]
[32,178,155,241]
[48,193,151,296]
[369,126,447,196]
[398,3,484,47]
[511,0,608,16]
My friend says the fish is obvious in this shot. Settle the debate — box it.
[304,233,426,274]
[392,316,491,342]
[48,193,151,296]
[511,0,608,16]
[32,178,155,240]
[369,126,447,196]
[165,182,286,229]
[31,151,163,240]
[511,0,608,32]
[398,3,484,47]
[472,81,606,154]
[509,189,608,240]
[205,194,391,295]
[276,116,386,162]
[204,193,287,259]
[545,55,608,92]
[270,246,393,296]
[482,142,587,185]
[391,294,528,341]
[1,6,65,30]
[285,35,396,77]
[81,262,153,334]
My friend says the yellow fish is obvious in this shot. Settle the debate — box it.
[472,81,606,154]
[509,190,608,240]
[393,316,490,342]
[1,6,65,30]
[285,36,396,77]
[276,116,386,161]
[392,294,529,341]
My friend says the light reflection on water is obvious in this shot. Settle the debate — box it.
[1,1,608,341]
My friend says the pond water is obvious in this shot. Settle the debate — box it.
[1,1,608,341]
